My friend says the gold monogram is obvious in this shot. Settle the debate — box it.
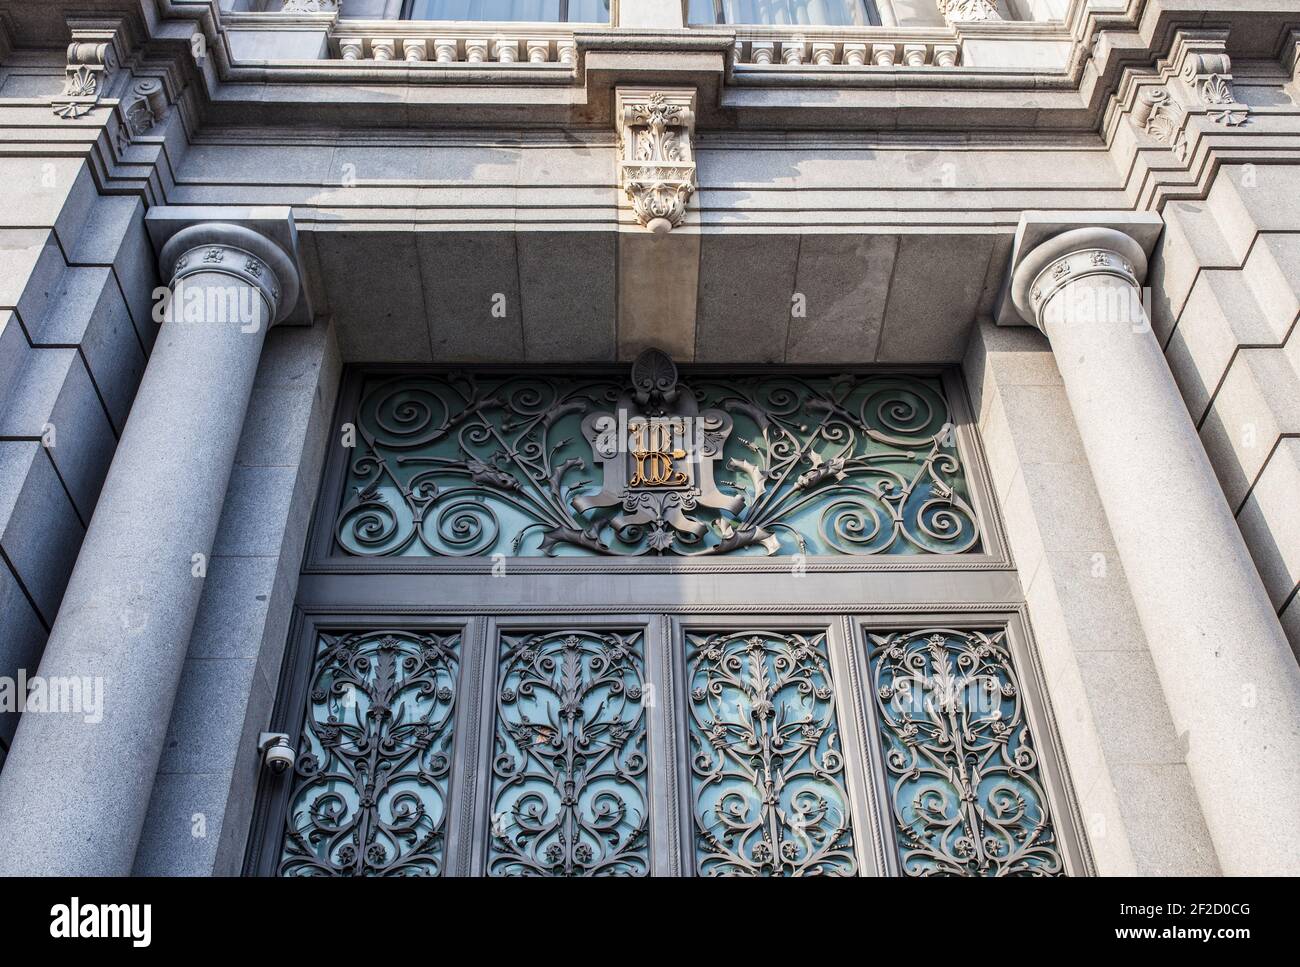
[629,420,688,488]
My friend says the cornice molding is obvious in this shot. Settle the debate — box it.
[0,0,1285,134]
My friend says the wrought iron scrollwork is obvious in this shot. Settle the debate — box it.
[488,629,650,876]
[687,630,856,876]
[335,364,981,558]
[278,629,460,876]
[867,628,1064,876]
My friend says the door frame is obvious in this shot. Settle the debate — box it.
[244,363,1093,876]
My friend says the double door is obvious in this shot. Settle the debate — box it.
[245,576,1083,877]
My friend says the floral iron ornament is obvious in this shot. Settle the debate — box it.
[335,354,982,558]
[868,628,1064,876]
[278,629,460,876]
[617,89,696,233]
[688,630,856,876]
[488,629,649,876]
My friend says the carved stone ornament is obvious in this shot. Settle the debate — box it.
[53,28,118,120]
[115,77,167,151]
[1176,41,1248,126]
[278,0,340,12]
[616,88,696,234]
[1027,247,1138,327]
[1132,86,1188,162]
[938,0,1000,23]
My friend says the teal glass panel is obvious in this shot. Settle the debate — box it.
[867,628,1065,876]
[687,629,856,876]
[278,629,460,876]
[488,629,649,876]
[335,370,981,558]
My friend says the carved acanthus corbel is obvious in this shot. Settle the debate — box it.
[53,22,120,119]
[1131,85,1188,162]
[1173,36,1247,126]
[616,88,696,234]
[938,0,1000,23]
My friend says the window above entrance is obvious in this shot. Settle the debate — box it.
[331,353,983,558]
[402,0,610,22]
[686,0,879,27]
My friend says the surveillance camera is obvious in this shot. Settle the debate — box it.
[257,732,294,774]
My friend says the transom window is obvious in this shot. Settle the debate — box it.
[331,355,981,558]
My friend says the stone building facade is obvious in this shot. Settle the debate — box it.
[0,0,1297,876]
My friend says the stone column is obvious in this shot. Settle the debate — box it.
[1009,224,1300,875]
[0,222,300,875]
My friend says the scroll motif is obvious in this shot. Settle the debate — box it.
[687,630,856,876]
[335,366,981,558]
[278,629,460,876]
[488,629,649,876]
[868,628,1064,876]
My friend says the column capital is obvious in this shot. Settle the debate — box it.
[145,207,310,326]
[998,212,1164,333]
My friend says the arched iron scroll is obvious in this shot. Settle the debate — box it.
[334,364,982,558]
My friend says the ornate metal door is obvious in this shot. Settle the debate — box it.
[244,355,1092,876]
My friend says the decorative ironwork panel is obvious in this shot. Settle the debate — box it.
[687,629,856,876]
[867,628,1064,876]
[334,357,981,557]
[278,629,460,876]
[488,628,650,876]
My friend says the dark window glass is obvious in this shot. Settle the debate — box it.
[405,0,610,21]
